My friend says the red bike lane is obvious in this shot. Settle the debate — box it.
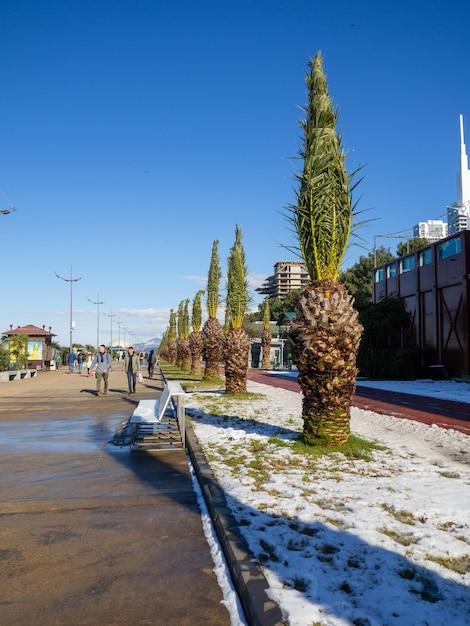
[247,369,470,436]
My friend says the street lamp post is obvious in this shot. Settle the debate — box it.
[87,293,105,350]
[116,318,123,349]
[54,267,82,354]
[103,310,116,358]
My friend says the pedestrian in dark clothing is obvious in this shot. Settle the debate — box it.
[122,346,140,394]
[89,345,112,395]
[67,351,77,374]
[77,351,84,374]
[148,349,157,378]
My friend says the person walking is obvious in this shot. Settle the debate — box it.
[89,344,112,396]
[67,351,77,374]
[54,353,61,371]
[77,351,84,374]
[122,346,140,395]
[147,349,157,379]
[85,352,93,375]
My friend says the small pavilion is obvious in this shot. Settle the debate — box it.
[2,324,57,371]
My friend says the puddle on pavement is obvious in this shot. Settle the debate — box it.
[0,416,129,454]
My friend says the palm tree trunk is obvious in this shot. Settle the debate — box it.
[168,340,177,365]
[202,317,224,380]
[261,328,272,369]
[289,280,362,445]
[189,331,203,375]
[225,327,250,394]
[180,337,190,371]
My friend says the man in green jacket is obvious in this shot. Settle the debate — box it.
[122,346,140,395]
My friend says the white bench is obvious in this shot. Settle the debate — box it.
[129,381,186,451]
[129,385,172,425]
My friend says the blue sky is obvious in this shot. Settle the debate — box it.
[1,0,469,348]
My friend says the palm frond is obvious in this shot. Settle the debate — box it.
[226,225,249,329]
[286,51,361,282]
[206,240,221,318]
[169,310,177,342]
[191,289,205,332]
[263,296,271,330]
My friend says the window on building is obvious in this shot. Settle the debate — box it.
[375,268,384,282]
[437,236,461,260]
[399,256,415,273]
[419,248,432,266]
[386,263,397,278]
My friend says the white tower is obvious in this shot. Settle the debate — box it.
[457,115,470,206]
[447,115,470,234]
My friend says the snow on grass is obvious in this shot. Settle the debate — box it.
[186,380,470,626]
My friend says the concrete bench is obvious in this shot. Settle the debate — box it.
[129,381,186,451]
[0,369,38,383]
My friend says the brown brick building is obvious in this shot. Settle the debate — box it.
[373,231,470,377]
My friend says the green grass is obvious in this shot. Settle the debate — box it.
[292,435,386,461]
[267,436,292,448]
[160,362,224,390]
[259,539,279,562]
[292,576,308,592]
[381,503,417,525]
[378,528,419,546]
[426,554,470,574]
[438,471,461,479]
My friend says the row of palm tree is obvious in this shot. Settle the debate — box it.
[159,226,252,394]
[160,51,363,446]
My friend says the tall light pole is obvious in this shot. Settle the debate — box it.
[116,318,123,349]
[103,310,116,358]
[54,267,82,354]
[87,293,105,350]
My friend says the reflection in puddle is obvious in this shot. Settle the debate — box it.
[0,417,128,454]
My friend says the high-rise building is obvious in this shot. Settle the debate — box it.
[447,115,470,234]
[256,260,310,299]
[412,220,448,240]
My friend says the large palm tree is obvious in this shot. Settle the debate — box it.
[189,289,205,375]
[261,297,272,369]
[202,240,224,380]
[225,225,250,394]
[286,51,363,446]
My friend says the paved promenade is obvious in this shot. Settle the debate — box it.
[0,367,231,626]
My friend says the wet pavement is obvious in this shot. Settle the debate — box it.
[0,368,231,626]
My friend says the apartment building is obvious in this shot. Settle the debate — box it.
[256,261,310,299]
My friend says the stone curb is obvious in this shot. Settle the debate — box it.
[185,421,285,626]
